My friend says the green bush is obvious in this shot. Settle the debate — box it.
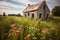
[52,6,60,16]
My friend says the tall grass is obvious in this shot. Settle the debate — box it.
[0,16,60,40]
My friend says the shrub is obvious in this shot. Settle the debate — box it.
[52,6,60,16]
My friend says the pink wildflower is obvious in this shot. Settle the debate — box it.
[11,23,16,28]
[42,28,46,33]
[12,27,16,30]
[16,30,20,34]
[8,33,12,38]
[18,28,23,32]
[24,34,31,40]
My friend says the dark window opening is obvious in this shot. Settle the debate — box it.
[28,13,29,16]
[32,14,34,18]
[46,14,48,18]
[39,13,42,18]
[25,14,26,17]
[43,5,46,14]
[43,5,45,10]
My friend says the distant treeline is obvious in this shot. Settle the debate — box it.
[0,12,23,17]
[8,14,22,17]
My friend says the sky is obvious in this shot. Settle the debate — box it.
[0,0,60,15]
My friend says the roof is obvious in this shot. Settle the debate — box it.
[23,1,43,12]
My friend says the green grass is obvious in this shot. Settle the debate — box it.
[0,16,60,40]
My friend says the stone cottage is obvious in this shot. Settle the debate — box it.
[23,0,50,19]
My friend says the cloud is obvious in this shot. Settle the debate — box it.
[17,0,28,2]
[29,0,41,2]
[0,1,25,9]
[0,9,22,15]
[46,0,60,10]
[0,1,25,15]
[10,0,29,3]
[0,1,25,11]
[10,0,37,4]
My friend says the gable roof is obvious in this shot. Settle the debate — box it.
[23,1,43,12]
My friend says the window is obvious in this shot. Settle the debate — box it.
[43,5,45,10]
[39,13,42,18]
[43,5,46,13]
[32,14,34,18]
[25,14,26,17]
[46,14,48,18]
[28,13,29,16]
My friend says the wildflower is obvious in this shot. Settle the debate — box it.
[11,23,16,28]
[18,28,23,32]
[24,37,27,40]
[10,23,16,30]
[26,34,30,38]
[24,34,31,40]
[13,27,16,30]
[16,30,20,34]
[42,28,46,33]
[9,29,14,32]
[8,33,12,38]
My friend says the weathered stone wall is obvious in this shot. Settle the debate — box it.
[23,11,38,19]
[37,1,50,19]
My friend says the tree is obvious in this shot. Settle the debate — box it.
[8,14,17,16]
[17,13,21,16]
[52,6,60,16]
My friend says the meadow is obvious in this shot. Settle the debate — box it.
[0,16,60,40]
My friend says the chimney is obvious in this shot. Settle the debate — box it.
[28,4,30,6]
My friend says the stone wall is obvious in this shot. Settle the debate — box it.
[23,11,38,19]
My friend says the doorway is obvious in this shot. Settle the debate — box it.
[32,14,34,18]
[39,13,42,18]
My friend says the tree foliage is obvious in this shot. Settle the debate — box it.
[52,6,60,16]
[8,13,22,17]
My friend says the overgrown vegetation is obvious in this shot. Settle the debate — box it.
[52,6,60,16]
[0,16,60,40]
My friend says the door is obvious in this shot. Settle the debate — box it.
[46,14,48,19]
[32,14,34,18]
[39,13,42,18]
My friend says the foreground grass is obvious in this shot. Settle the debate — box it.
[0,16,60,40]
